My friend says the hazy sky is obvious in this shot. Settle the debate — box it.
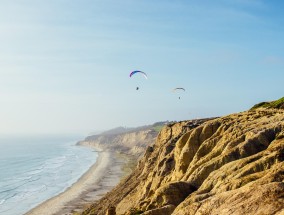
[0,0,283,136]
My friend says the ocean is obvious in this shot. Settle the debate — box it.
[0,135,97,215]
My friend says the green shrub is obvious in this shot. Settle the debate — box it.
[250,97,284,110]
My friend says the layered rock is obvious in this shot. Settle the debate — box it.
[78,128,159,158]
[81,108,284,215]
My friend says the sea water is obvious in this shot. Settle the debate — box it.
[0,135,97,215]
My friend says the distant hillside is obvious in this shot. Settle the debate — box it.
[98,121,169,136]
[78,121,170,158]
[99,126,134,135]
[251,97,284,110]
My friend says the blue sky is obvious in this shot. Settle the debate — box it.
[0,0,283,136]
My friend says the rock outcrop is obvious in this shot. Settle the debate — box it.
[81,107,284,215]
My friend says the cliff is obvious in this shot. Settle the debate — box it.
[78,122,168,158]
[80,101,284,215]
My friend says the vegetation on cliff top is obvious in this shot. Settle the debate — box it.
[250,97,284,110]
[94,121,169,136]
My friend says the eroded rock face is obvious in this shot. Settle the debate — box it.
[146,181,196,210]
[78,129,158,158]
[81,109,284,215]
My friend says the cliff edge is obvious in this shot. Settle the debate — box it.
[81,99,284,215]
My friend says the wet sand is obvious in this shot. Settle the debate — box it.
[25,147,128,215]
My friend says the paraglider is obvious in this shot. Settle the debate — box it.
[130,71,147,90]
[129,71,147,79]
[173,88,185,99]
[173,87,185,92]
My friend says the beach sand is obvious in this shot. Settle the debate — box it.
[25,147,129,215]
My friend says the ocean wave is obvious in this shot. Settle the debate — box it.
[26,166,45,176]
[0,199,5,205]
[0,175,33,186]
[4,185,47,203]
[1,192,17,202]
[0,139,97,215]
[42,155,68,170]
[0,176,41,196]
[0,157,43,169]
[0,181,31,195]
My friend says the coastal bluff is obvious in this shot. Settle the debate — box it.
[80,99,284,215]
[77,122,168,158]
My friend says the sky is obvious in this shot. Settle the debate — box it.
[0,0,283,136]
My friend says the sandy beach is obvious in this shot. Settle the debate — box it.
[25,146,128,215]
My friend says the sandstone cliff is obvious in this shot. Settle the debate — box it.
[78,122,167,158]
[81,103,284,215]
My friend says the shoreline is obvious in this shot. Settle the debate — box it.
[25,144,128,215]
